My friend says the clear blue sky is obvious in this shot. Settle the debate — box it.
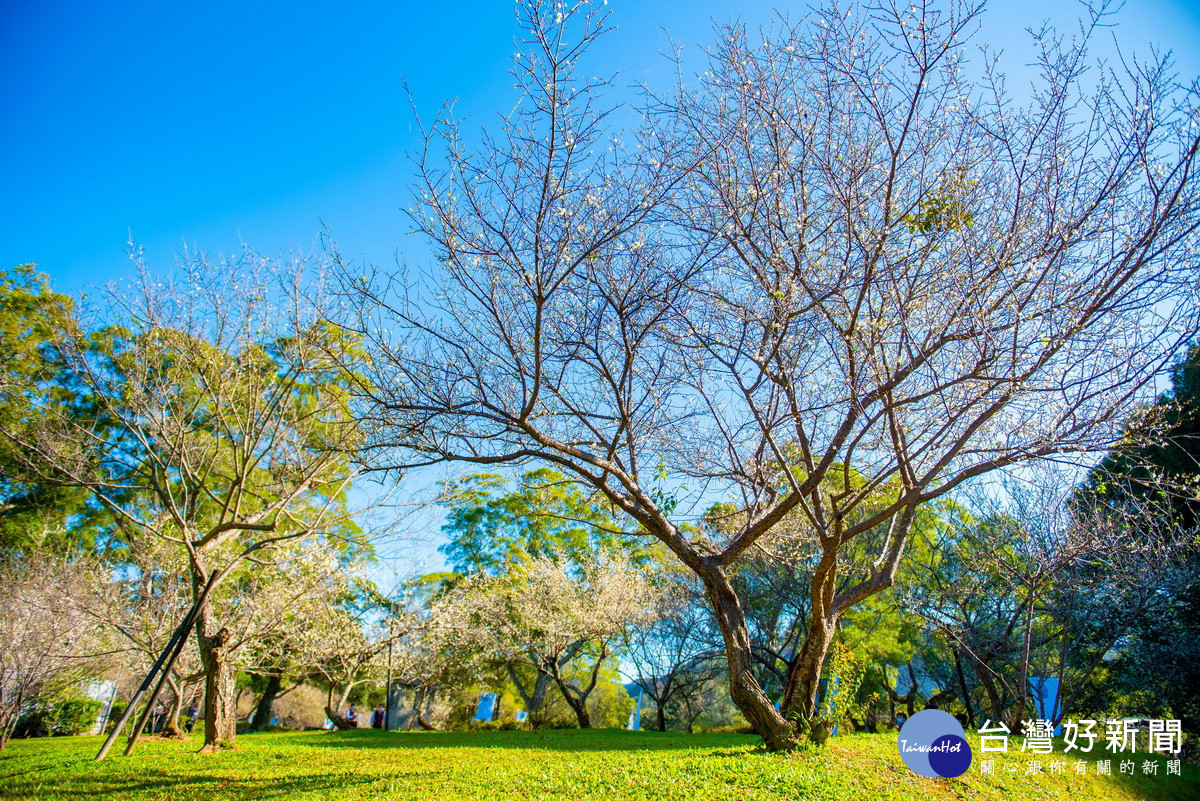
[3,0,1199,296]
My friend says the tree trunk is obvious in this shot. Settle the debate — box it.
[547,658,591,728]
[782,619,837,722]
[324,683,357,730]
[953,648,975,727]
[405,687,421,731]
[324,706,357,730]
[699,563,799,751]
[508,664,552,726]
[196,604,236,752]
[417,689,437,730]
[530,672,551,720]
[249,675,283,732]
[161,674,186,738]
[0,696,19,751]
[559,686,591,728]
[781,548,841,724]
[546,644,609,729]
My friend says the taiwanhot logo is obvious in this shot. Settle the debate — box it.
[897,709,972,778]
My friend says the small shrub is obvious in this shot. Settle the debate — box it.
[14,696,103,738]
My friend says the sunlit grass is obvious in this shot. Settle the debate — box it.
[0,728,1195,800]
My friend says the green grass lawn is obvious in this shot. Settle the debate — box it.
[0,728,1195,800]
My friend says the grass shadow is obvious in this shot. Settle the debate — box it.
[282,728,761,754]
[0,769,382,801]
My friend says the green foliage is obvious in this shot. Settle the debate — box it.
[786,644,873,744]
[438,468,639,574]
[14,694,102,738]
[904,167,977,235]
[102,702,128,736]
[0,265,97,552]
[814,644,871,731]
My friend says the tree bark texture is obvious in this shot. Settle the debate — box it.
[698,563,799,751]
[197,606,236,751]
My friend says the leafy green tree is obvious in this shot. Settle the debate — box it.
[439,468,634,575]
[0,266,98,552]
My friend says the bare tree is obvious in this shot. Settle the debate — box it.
[0,552,108,750]
[343,0,1200,749]
[903,476,1188,729]
[8,247,369,752]
[444,554,657,728]
[623,570,723,732]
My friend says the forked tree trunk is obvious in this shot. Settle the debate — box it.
[545,645,608,729]
[324,682,358,730]
[556,684,592,729]
[508,665,553,726]
[324,706,357,730]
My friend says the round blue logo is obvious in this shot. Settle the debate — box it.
[897,710,972,778]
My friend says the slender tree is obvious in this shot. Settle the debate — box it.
[9,248,369,751]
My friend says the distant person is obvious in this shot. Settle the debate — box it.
[185,705,199,733]
[372,706,385,729]
[346,705,358,728]
[151,704,165,734]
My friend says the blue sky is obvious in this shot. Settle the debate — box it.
[3,0,1199,296]
[4,0,1199,583]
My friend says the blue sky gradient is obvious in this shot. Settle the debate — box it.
[3,0,1199,294]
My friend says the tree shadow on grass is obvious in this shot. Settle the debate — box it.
[284,728,762,754]
[0,768,382,801]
